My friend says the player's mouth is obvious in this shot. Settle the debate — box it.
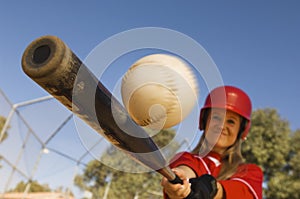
[220,131,228,136]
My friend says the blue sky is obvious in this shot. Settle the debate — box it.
[1,1,299,130]
[0,0,300,196]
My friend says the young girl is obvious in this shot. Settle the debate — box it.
[161,86,263,199]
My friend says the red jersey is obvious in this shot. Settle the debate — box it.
[165,151,263,199]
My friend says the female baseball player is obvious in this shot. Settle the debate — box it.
[161,85,263,199]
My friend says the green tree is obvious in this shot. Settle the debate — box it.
[9,180,51,193]
[289,130,300,178]
[0,116,8,142]
[75,158,116,198]
[0,116,8,168]
[242,108,300,199]
[268,129,300,199]
[75,128,179,199]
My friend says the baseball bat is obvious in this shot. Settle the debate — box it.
[21,35,182,184]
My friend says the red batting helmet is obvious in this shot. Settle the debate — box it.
[199,86,252,140]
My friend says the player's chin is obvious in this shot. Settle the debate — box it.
[205,136,220,148]
[217,138,237,148]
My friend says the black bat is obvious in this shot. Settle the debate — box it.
[21,35,182,184]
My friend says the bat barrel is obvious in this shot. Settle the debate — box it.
[21,35,179,182]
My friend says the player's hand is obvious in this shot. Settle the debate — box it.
[185,174,218,199]
[161,168,191,199]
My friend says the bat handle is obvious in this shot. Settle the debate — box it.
[169,174,183,184]
[158,167,184,184]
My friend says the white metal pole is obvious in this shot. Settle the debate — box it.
[103,173,113,199]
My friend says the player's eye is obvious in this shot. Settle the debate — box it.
[212,115,222,121]
[227,119,236,125]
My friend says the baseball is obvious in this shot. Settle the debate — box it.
[121,54,199,130]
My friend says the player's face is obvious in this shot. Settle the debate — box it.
[205,108,241,154]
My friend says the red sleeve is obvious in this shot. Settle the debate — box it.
[168,152,208,177]
[164,152,210,199]
[219,164,263,199]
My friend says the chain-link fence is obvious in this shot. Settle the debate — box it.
[0,88,97,198]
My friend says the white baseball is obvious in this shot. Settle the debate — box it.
[121,54,199,130]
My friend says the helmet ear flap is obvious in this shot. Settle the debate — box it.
[237,118,247,140]
[199,108,210,130]
[241,120,251,140]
